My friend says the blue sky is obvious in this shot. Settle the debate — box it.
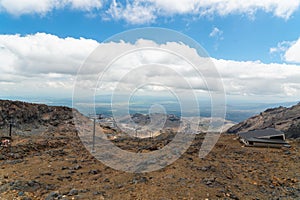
[0,0,300,103]
[1,6,300,63]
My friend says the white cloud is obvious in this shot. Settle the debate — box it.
[270,40,295,59]
[147,0,300,19]
[284,37,300,63]
[209,27,223,50]
[0,0,102,16]
[271,38,300,64]
[0,0,299,23]
[0,33,99,75]
[104,0,300,24]
[0,0,57,15]
[106,0,156,24]
[1,33,300,101]
[197,0,300,19]
[66,0,102,11]
[0,33,98,96]
[213,59,300,97]
[209,27,223,38]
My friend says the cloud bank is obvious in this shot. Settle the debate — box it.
[1,0,299,23]
[1,33,300,101]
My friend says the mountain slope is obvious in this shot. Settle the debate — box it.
[227,102,300,138]
[0,99,81,136]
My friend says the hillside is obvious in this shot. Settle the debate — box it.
[0,100,80,137]
[227,102,300,138]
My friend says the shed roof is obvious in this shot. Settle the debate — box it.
[238,128,285,140]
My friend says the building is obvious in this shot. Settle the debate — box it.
[238,128,290,148]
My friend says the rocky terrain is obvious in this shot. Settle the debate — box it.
[0,100,80,137]
[227,102,300,139]
[0,100,299,199]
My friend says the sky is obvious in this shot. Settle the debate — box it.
[0,0,300,104]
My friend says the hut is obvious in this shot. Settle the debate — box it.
[238,128,289,148]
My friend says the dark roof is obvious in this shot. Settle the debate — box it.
[238,128,284,140]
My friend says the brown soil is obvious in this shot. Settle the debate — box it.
[0,133,299,200]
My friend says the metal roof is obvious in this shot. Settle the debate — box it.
[238,128,285,140]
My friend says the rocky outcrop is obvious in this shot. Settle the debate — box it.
[227,102,300,138]
[0,100,80,136]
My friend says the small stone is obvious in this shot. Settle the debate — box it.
[89,170,100,175]
[21,197,32,200]
[40,172,52,176]
[0,155,6,160]
[206,181,213,185]
[57,175,71,181]
[203,177,215,186]
[68,170,76,174]
[45,184,56,191]
[93,191,105,195]
[230,193,239,200]
[18,191,24,196]
[13,153,22,159]
[200,166,208,171]
[73,165,82,170]
[132,177,148,184]
[103,185,112,190]
[103,178,110,182]
[27,180,37,187]
[69,188,79,196]
[45,191,59,200]
[61,190,70,195]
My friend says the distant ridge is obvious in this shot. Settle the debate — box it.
[227,102,300,138]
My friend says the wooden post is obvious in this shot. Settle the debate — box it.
[9,123,12,138]
[9,119,14,138]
